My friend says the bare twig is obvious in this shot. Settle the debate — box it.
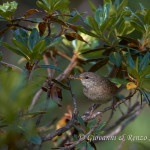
[0,61,23,72]
[43,54,51,77]
[66,80,77,117]
[56,53,78,81]
[28,89,43,111]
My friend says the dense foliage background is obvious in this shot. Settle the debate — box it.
[1,0,150,149]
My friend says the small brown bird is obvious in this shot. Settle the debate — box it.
[72,72,119,104]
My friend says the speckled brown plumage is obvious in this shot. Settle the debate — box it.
[79,72,118,104]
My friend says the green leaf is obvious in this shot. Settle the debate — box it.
[30,135,42,145]
[2,42,29,60]
[46,37,63,48]
[117,0,128,15]
[94,7,103,27]
[117,20,135,36]
[39,65,63,72]
[140,65,150,78]
[32,40,45,53]
[93,122,106,133]
[88,0,97,13]
[139,52,149,71]
[0,1,18,19]
[130,20,145,33]
[87,16,99,33]
[77,25,99,38]
[109,78,128,85]
[140,89,150,105]
[109,52,122,67]
[100,17,116,34]
[135,57,139,72]
[144,10,150,25]
[36,1,49,12]
[23,18,43,23]
[73,124,84,134]
[11,39,30,56]
[13,29,29,47]
[29,28,39,49]
[77,115,86,131]
[103,3,110,20]
[127,50,135,69]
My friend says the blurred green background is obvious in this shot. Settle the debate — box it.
[1,0,150,150]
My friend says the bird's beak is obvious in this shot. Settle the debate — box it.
[69,75,83,80]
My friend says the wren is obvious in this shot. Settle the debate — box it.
[73,72,119,104]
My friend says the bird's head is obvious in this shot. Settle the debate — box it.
[77,72,100,88]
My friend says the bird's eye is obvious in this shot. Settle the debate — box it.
[85,76,89,79]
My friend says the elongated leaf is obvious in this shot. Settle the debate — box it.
[109,78,128,85]
[140,65,150,78]
[39,65,63,71]
[88,58,109,72]
[36,1,49,11]
[117,0,128,15]
[127,50,135,69]
[88,0,97,13]
[139,52,149,71]
[29,28,39,49]
[11,39,30,56]
[144,10,150,25]
[2,42,29,60]
[130,20,145,33]
[94,7,103,26]
[32,40,45,53]
[140,89,150,105]
[24,18,43,23]
[87,16,99,33]
[77,115,86,131]
[77,25,99,38]
[109,52,122,67]
[73,124,84,134]
[103,3,110,21]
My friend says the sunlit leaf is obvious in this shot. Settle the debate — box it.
[126,82,137,90]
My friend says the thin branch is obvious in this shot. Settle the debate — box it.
[43,54,51,77]
[28,89,43,112]
[8,24,32,31]
[66,80,77,117]
[0,61,23,72]
[56,53,78,81]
